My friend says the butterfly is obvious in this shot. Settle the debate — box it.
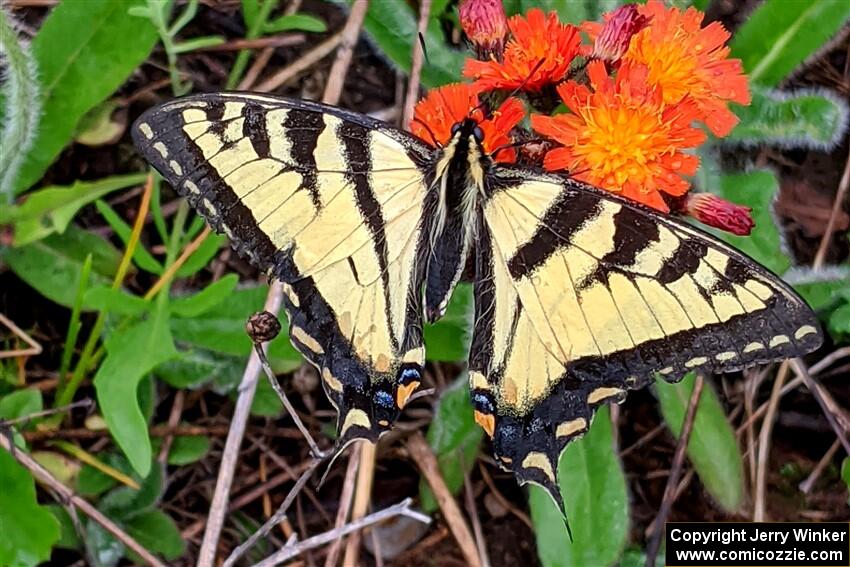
[132,92,822,513]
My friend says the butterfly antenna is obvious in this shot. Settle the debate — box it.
[467,58,546,119]
[411,117,442,148]
[418,32,430,64]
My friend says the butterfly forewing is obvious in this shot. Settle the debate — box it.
[469,168,822,499]
[132,93,436,443]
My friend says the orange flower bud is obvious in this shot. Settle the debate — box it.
[686,193,754,236]
[459,0,508,60]
[590,4,649,62]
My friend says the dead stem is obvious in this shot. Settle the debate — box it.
[463,458,491,567]
[754,361,789,521]
[407,432,482,567]
[0,312,43,359]
[196,280,284,567]
[254,31,343,92]
[813,143,850,267]
[401,0,432,128]
[223,458,325,567]
[323,450,361,567]
[251,498,430,567]
[799,438,841,494]
[322,0,370,105]
[645,373,704,567]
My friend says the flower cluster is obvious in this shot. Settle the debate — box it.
[411,0,754,233]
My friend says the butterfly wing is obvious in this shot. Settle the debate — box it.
[132,93,436,444]
[470,168,822,505]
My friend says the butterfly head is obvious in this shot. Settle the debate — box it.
[449,117,485,148]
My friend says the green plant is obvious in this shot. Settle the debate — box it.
[129,0,225,95]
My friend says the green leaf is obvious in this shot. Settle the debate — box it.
[841,457,850,497]
[0,8,41,201]
[424,283,472,361]
[728,88,849,149]
[15,0,158,193]
[166,435,211,465]
[95,313,178,477]
[241,0,260,30]
[360,0,465,88]
[419,375,484,512]
[125,509,185,560]
[4,225,123,308]
[0,388,43,421]
[170,274,239,317]
[85,520,125,567]
[0,449,61,567]
[829,302,850,338]
[77,462,118,496]
[264,13,327,33]
[655,373,744,511]
[100,462,163,518]
[8,174,147,246]
[731,0,850,87]
[170,284,301,365]
[530,406,628,567]
[249,377,283,417]
[154,348,244,389]
[785,266,850,311]
[175,232,225,277]
[713,170,791,275]
[47,505,82,550]
[83,286,150,316]
[95,199,163,275]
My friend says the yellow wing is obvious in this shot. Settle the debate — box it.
[468,168,822,501]
[133,93,435,443]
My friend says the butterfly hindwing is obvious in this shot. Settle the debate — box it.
[469,168,822,498]
[132,93,436,443]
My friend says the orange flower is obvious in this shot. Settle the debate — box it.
[410,83,525,163]
[623,0,750,136]
[531,61,706,211]
[463,9,580,92]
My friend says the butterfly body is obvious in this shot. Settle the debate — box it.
[133,92,822,511]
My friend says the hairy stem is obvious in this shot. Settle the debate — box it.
[0,7,41,201]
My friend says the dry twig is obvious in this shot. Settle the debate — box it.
[813,143,850,266]
[407,432,482,567]
[223,458,324,567]
[754,361,789,521]
[0,312,43,359]
[323,450,361,567]
[254,31,344,92]
[799,438,841,494]
[645,374,704,567]
[197,280,284,567]
[252,498,430,567]
[401,0,432,128]
[322,0,370,105]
